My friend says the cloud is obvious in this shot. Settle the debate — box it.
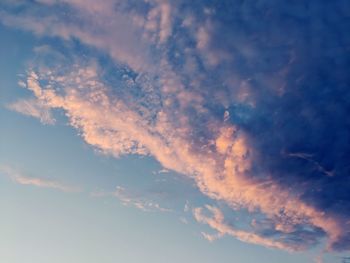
[143,0,173,44]
[6,98,55,124]
[92,186,172,212]
[16,58,347,251]
[1,0,350,253]
[314,254,324,263]
[193,205,326,251]
[0,0,155,72]
[113,186,172,212]
[0,165,79,192]
[179,217,188,224]
[196,205,286,247]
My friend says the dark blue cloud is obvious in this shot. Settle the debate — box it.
[170,0,350,250]
[236,1,348,250]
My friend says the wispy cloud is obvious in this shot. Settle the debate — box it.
[0,165,80,192]
[314,254,324,263]
[6,98,55,124]
[193,205,324,251]
[92,186,172,213]
[113,186,172,212]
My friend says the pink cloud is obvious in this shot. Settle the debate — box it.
[0,1,153,72]
[1,165,80,192]
[2,0,346,250]
[16,61,345,251]
[193,205,303,251]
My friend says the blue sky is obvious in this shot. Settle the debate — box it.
[1,1,350,262]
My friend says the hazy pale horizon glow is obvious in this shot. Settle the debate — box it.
[1,1,350,263]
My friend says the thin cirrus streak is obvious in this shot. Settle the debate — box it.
[91,186,172,213]
[0,165,79,193]
[1,0,350,253]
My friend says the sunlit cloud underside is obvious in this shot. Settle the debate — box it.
[2,0,350,254]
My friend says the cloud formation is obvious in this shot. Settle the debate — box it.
[1,0,350,253]
[0,165,79,192]
[7,98,55,124]
[92,186,172,212]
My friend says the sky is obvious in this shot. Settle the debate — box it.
[0,1,350,263]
